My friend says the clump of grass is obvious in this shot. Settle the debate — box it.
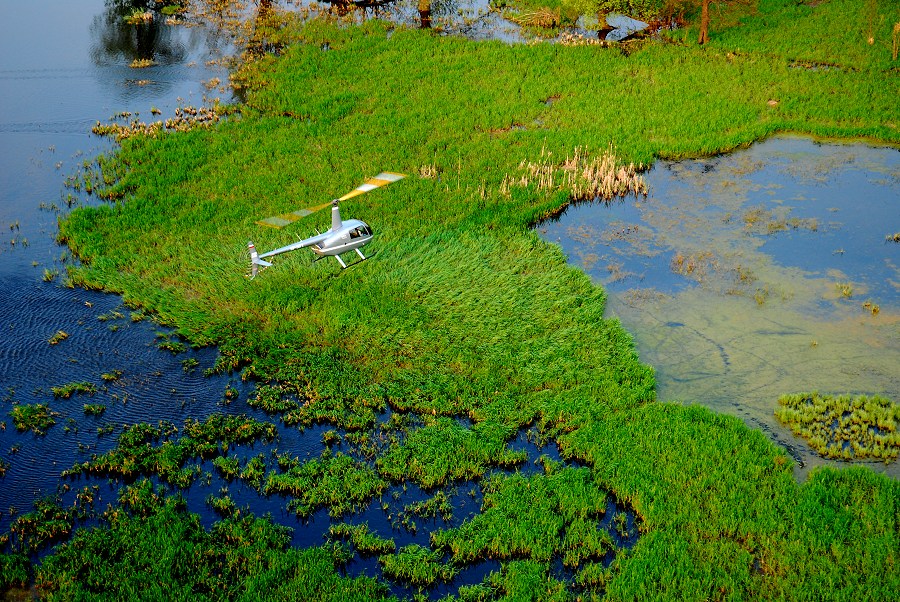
[91,105,227,141]
[431,466,614,568]
[47,331,68,345]
[124,10,153,25]
[181,358,199,372]
[129,58,156,68]
[862,300,880,315]
[239,453,267,490]
[213,455,240,480]
[157,337,186,354]
[10,404,59,435]
[63,415,277,487]
[322,429,340,447]
[34,478,393,600]
[835,282,853,298]
[775,392,900,462]
[377,418,526,489]
[52,381,97,399]
[248,384,299,413]
[670,250,716,280]
[0,551,29,589]
[83,404,106,416]
[42,268,59,282]
[97,309,124,322]
[378,544,458,587]
[265,450,387,518]
[206,492,239,518]
[101,369,124,382]
[404,490,454,522]
[6,496,73,554]
[329,522,396,555]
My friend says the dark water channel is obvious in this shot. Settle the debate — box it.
[0,2,639,598]
[539,136,900,480]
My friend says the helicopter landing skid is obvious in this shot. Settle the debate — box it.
[342,248,376,270]
[314,248,375,269]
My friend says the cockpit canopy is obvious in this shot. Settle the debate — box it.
[349,223,372,239]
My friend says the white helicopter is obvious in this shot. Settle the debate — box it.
[248,171,405,277]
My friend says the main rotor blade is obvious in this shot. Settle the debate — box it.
[256,200,332,229]
[338,171,406,201]
[255,172,406,228]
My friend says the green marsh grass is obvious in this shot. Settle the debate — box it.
[6,496,73,555]
[329,522,396,555]
[32,479,394,601]
[82,403,106,416]
[378,544,458,587]
[51,381,97,399]
[432,467,611,567]
[264,450,387,518]
[48,3,900,598]
[776,392,899,462]
[10,404,59,436]
[62,415,276,488]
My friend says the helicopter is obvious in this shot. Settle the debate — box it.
[248,171,406,278]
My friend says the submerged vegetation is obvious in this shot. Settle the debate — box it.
[776,392,900,462]
[8,0,898,598]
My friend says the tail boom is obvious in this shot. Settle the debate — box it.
[248,241,272,278]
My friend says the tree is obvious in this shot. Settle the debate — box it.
[698,0,710,44]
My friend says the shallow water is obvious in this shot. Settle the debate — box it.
[539,136,900,480]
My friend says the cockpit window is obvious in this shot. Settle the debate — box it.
[350,225,372,239]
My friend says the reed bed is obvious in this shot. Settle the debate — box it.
[328,522,396,555]
[503,145,647,205]
[432,467,612,568]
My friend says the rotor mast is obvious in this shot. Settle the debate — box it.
[331,199,342,232]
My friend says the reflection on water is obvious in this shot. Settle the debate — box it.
[539,136,900,480]
[91,3,186,65]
